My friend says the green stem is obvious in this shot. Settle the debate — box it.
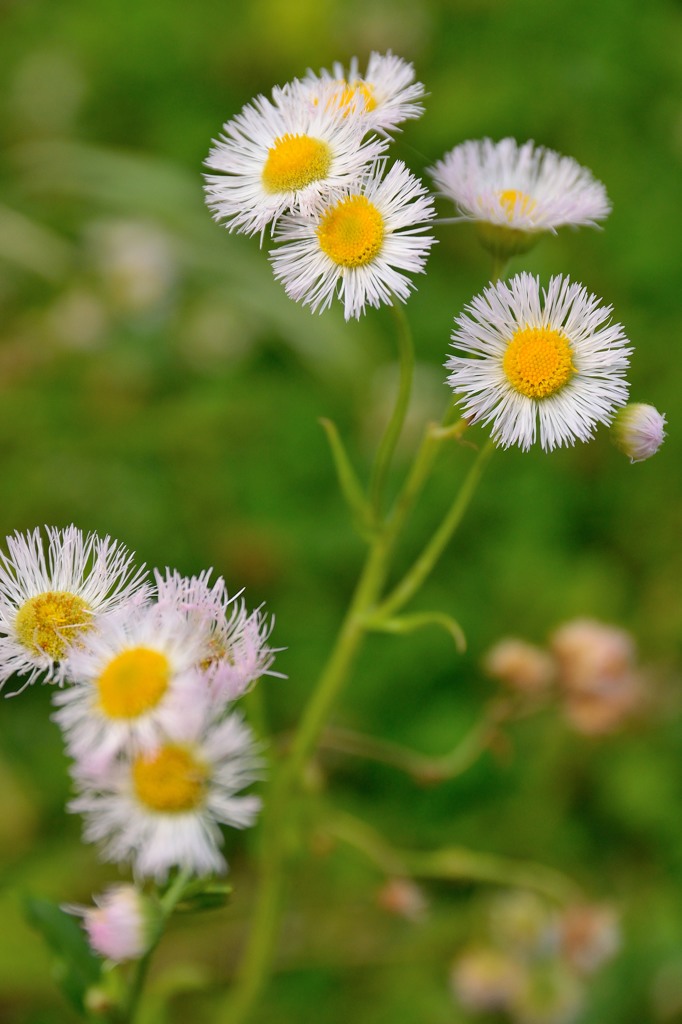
[223,540,390,1023]
[319,716,486,785]
[376,439,494,620]
[329,811,581,906]
[381,414,468,556]
[427,714,497,781]
[368,302,415,520]
[320,698,508,785]
[222,423,486,1024]
[284,544,389,785]
[406,847,581,905]
[123,868,193,1024]
[220,307,417,1019]
[490,254,510,283]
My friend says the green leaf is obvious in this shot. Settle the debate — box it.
[24,894,103,1013]
[174,881,233,914]
[319,418,372,535]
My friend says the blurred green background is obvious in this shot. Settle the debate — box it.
[1,0,681,1020]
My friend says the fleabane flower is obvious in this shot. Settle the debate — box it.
[208,603,281,703]
[75,884,159,962]
[429,138,610,257]
[53,599,215,765]
[270,159,436,320]
[0,526,148,691]
[303,50,425,136]
[154,567,239,644]
[446,274,631,452]
[70,708,262,881]
[154,567,280,703]
[611,402,666,463]
[204,79,387,238]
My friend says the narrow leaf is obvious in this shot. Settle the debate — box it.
[24,894,103,1012]
[318,418,371,530]
[364,611,466,653]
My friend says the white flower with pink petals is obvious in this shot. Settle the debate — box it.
[154,568,280,703]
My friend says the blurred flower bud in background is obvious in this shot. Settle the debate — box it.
[483,638,555,697]
[551,619,644,735]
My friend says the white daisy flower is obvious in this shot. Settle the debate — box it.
[429,138,610,256]
[270,159,436,320]
[0,526,149,691]
[204,79,387,238]
[446,273,631,452]
[70,709,262,881]
[154,568,280,702]
[53,599,214,765]
[303,50,425,136]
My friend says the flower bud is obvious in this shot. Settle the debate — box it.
[483,638,555,696]
[489,890,557,957]
[376,877,427,922]
[611,403,666,463]
[512,961,584,1024]
[550,619,642,735]
[551,619,634,690]
[451,947,524,1012]
[81,884,159,962]
[558,904,620,975]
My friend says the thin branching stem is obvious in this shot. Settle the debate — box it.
[368,301,416,520]
[222,340,491,1024]
[123,868,193,1024]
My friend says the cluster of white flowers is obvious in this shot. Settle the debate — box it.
[204,51,436,320]
[427,137,640,452]
[0,525,278,881]
[205,53,666,454]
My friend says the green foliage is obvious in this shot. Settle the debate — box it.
[0,1,680,1022]
[24,895,103,1015]
[173,882,233,915]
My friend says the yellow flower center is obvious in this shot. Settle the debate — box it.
[200,635,230,672]
[498,189,537,222]
[503,326,576,399]
[332,79,377,114]
[15,591,93,659]
[317,195,385,268]
[313,79,377,116]
[132,744,208,813]
[97,647,170,719]
[261,134,332,193]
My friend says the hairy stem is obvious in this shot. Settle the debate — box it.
[123,868,193,1024]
